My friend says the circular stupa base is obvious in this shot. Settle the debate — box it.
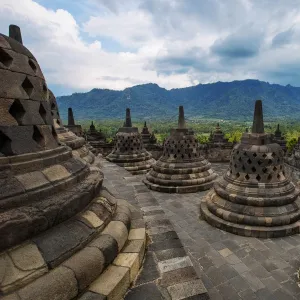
[200,190,300,238]
[144,160,218,193]
[106,155,155,175]
[143,178,214,193]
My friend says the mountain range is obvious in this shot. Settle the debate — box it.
[56,79,300,121]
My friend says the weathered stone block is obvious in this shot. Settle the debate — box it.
[158,256,193,273]
[42,164,71,183]
[89,265,130,300]
[15,171,50,191]
[102,221,128,251]
[63,247,105,291]
[113,253,139,282]
[79,210,104,229]
[122,240,145,266]
[33,220,94,268]
[0,243,47,293]
[17,266,78,300]
[0,98,18,126]
[160,266,198,287]
[89,234,118,267]
[167,279,208,300]
[128,228,146,241]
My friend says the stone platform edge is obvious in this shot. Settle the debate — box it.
[1,190,146,300]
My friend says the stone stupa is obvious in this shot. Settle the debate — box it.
[106,108,155,174]
[49,89,96,165]
[141,121,156,145]
[0,25,143,299]
[144,106,217,193]
[210,123,228,144]
[200,100,300,238]
[65,107,83,136]
[273,123,286,151]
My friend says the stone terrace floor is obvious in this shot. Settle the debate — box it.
[101,160,300,300]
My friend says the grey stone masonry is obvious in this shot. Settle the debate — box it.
[99,157,209,300]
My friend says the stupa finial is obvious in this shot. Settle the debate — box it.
[68,107,75,126]
[9,24,23,44]
[144,121,147,127]
[252,100,264,134]
[124,108,132,127]
[178,106,186,129]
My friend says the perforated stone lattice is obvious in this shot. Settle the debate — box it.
[0,33,59,155]
[114,133,144,154]
[227,147,286,183]
[161,135,202,161]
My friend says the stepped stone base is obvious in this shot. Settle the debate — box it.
[144,160,217,193]
[1,189,146,300]
[200,190,300,238]
[106,153,155,175]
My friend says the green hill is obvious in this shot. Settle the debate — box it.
[56,79,300,121]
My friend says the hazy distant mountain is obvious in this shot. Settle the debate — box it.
[56,80,300,121]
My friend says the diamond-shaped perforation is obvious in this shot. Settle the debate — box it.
[245,174,250,180]
[21,77,34,97]
[0,130,12,156]
[0,48,13,67]
[32,125,44,146]
[39,103,47,124]
[9,99,26,124]
[256,174,261,181]
[28,59,37,73]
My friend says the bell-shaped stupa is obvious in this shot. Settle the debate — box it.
[144,106,217,193]
[0,25,142,299]
[106,108,155,174]
[200,100,300,238]
[273,123,286,151]
[49,89,96,164]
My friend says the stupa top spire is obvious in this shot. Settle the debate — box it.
[9,24,23,44]
[68,108,75,126]
[252,100,264,134]
[124,108,132,127]
[178,106,186,129]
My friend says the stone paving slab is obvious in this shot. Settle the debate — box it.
[99,157,209,300]
[150,162,300,300]
[100,159,300,299]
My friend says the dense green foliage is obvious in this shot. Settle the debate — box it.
[80,119,300,152]
[57,80,300,121]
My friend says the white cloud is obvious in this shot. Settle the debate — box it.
[1,0,300,95]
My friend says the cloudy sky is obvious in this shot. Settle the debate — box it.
[1,0,300,96]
